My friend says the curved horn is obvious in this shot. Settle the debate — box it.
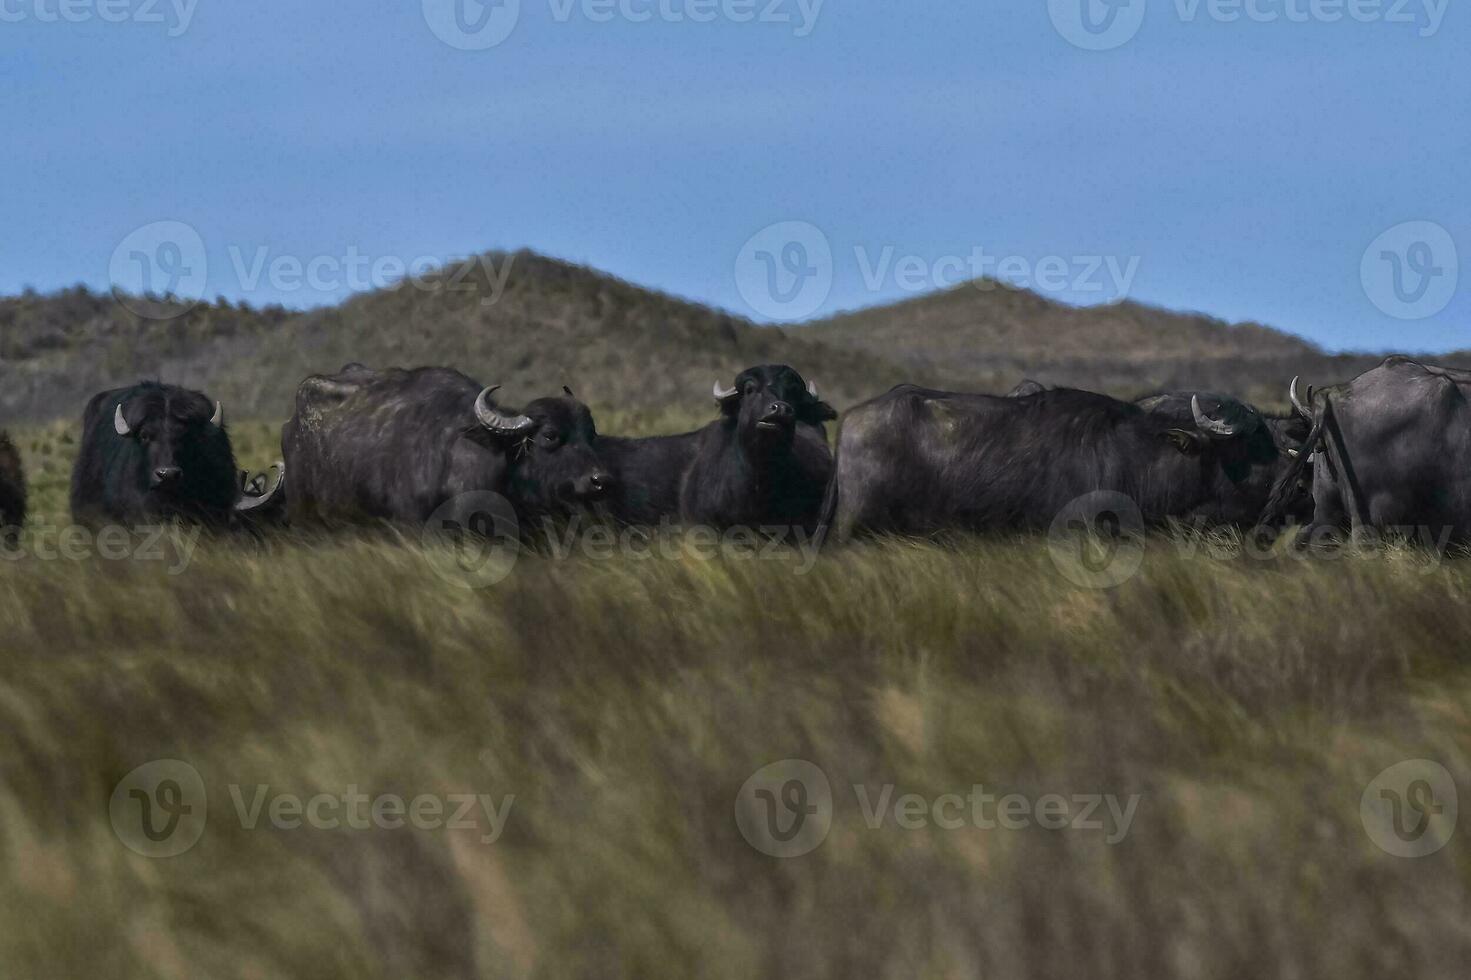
[114,403,132,437]
[1289,377,1312,419]
[1192,395,1247,439]
[210,400,223,427]
[806,379,819,399]
[474,386,534,435]
[235,462,284,512]
[713,380,739,401]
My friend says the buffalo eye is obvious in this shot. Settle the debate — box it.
[540,430,561,448]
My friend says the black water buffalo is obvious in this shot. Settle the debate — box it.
[282,364,610,529]
[1271,356,1471,542]
[824,383,1305,542]
[0,431,26,533]
[69,382,282,529]
[595,429,701,526]
[595,364,834,527]
[677,364,837,534]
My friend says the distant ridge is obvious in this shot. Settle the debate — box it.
[1,250,1464,423]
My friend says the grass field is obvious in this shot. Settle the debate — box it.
[2,420,1469,979]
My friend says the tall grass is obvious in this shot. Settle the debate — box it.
[1,425,1467,979]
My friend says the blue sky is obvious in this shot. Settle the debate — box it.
[1,0,1466,351]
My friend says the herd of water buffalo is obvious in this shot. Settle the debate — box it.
[0,354,1467,551]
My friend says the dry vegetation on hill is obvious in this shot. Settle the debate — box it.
[4,250,1460,427]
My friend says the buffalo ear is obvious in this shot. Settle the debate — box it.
[1165,429,1205,455]
[808,400,839,423]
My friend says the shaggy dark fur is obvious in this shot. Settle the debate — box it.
[826,383,1307,542]
[1278,356,1471,542]
[678,364,837,535]
[282,364,610,530]
[70,382,240,529]
[0,431,27,533]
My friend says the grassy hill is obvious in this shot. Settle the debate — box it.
[0,253,909,428]
[803,278,1471,406]
[2,250,1465,427]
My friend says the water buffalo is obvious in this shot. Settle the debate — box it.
[824,383,1306,542]
[677,364,837,534]
[0,431,26,534]
[1271,356,1471,543]
[597,361,835,526]
[595,430,702,526]
[282,364,611,529]
[69,382,282,530]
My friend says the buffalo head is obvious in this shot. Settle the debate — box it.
[1141,391,1312,526]
[473,384,611,513]
[712,365,837,449]
[112,387,233,499]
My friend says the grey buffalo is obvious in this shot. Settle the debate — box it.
[282,364,610,530]
[823,383,1308,542]
[1271,356,1471,543]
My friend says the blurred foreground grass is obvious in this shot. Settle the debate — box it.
[1,422,1469,979]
